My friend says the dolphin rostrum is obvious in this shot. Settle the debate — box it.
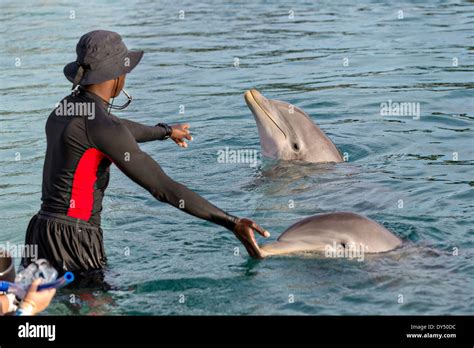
[260,212,402,257]
[245,89,343,163]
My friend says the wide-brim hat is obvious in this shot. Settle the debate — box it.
[64,30,144,89]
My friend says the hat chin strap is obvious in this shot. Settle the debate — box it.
[106,78,133,115]
[71,64,86,90]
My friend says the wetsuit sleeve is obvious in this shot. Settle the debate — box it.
[118,117,168,142]
[88,119,239,231]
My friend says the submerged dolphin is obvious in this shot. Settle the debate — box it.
[260,212,402,256]
[245,89,343,163]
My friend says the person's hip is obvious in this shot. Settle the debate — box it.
[21,210,107,274]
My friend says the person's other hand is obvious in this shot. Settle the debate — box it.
[21,279,56,315]
[171,123,192,148]
[233,218,270,259]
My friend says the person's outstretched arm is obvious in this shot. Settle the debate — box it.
[115,116,168,142]
[117,116,193,148]
[87,117,269,257]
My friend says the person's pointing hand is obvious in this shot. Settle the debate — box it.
[171,123,192,148]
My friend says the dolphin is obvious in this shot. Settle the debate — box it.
[245,89,343,163]
[260,212,402,257]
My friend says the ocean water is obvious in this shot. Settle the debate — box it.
[0,0,473,315]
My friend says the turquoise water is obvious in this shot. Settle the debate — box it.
[0,0,473,315]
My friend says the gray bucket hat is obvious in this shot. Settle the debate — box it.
[64,30,144,89]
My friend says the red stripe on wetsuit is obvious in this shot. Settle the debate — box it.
[67,148,105,221]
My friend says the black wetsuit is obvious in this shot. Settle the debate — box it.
[22,88,238,274]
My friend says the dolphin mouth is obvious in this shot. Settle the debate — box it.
[245,89,287,139]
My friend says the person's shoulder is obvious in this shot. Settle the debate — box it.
[88,109,121,126]
[106,113,123,125]
[86,113,134,149]
[48,94,72,117]
[87,112,129,137]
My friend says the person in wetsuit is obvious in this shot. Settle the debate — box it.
[22,30,269,276]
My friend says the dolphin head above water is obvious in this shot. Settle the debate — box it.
[260,212,402,257]
[244,89,343,163]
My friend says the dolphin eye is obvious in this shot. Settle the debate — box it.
[293,143,300,151]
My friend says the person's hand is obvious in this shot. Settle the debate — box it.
[20,279,56,315]
[0,294,11,314]
[170,123,192,148]
[233,218,270,259]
